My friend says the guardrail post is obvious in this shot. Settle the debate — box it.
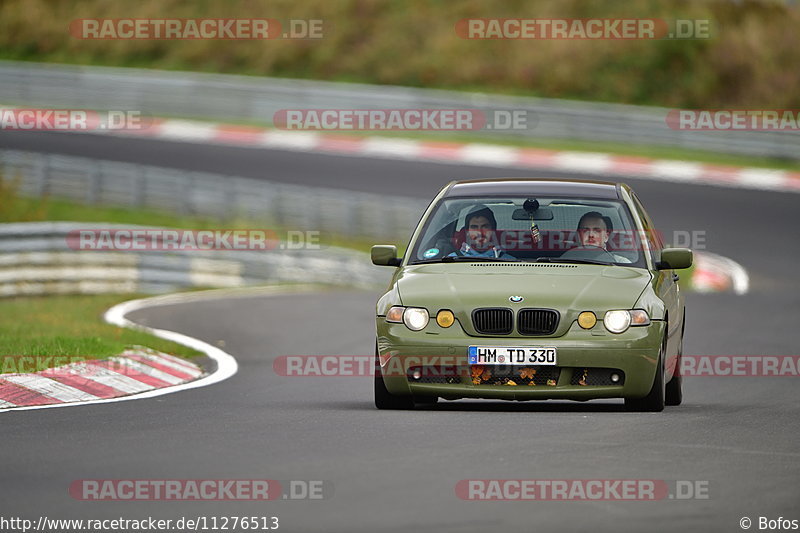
[225,177,237,220]
[86,164,101,205]
[36,155,50,196]
[1,153,9,186]
[135,166,146,207]
[182,171,193,215]
[273,186,284,228]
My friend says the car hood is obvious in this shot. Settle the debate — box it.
[395,262,651,336]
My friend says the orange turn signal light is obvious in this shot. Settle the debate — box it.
[386,306,405,323]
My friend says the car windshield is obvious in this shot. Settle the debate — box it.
[408,196,647,267]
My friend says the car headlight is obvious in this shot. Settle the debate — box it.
[603,309,650,333]
[604,310,632,333]
[403,307,430,331]
[385,306,430,331]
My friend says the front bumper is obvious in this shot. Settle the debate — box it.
[376,318,665,401]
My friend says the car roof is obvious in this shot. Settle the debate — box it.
[442,178,622,199]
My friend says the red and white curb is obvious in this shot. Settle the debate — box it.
[0,286,320,413]
[2,105,796,192]
[0,347,204,409]
[104,117,800,194]
[0,289,244,413]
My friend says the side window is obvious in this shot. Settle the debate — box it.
[631,194,662,264]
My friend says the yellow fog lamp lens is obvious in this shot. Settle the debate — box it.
[436,310,455,328]
[578,311,597,329]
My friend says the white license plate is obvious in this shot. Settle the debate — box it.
[468,346,557,366]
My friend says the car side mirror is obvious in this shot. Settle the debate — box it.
[657,248,693,270]
[371,245,401,266]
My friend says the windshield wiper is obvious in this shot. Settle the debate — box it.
[536,257,612,266]
[411,256,518,264]
[442,256,518,262]
[410,259,449,264]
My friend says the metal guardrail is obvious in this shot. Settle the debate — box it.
[0,166,741,297]
[0,61,797,159]
[1,149,426,243]
[0,147,414,298]
[0,222,392,297]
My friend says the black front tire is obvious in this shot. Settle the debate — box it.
[414,396,439,406]
[665,372,682,406]
[665,326,684,406]
[625,339,666,412]
[374,347,415,410]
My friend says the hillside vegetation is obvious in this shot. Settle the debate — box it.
[0,0,797,107]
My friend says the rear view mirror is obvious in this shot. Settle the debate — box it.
[511,208,554,220]
[657,248,693,270]
[371,245,401,266]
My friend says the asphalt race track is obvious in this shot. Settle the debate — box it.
[2,131,799,532]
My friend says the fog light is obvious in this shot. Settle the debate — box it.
[412,370,422,380]
[578,311,597,329]
[436,309,455,328]
[610,373,620,383]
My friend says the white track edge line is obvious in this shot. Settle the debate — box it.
[0,285,316,413]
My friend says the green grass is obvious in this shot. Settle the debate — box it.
[0,293,202,362]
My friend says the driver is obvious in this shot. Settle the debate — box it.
[450,205,515,259]
[576,211,631,263]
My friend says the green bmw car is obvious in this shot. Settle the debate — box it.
[372,179,692,411]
